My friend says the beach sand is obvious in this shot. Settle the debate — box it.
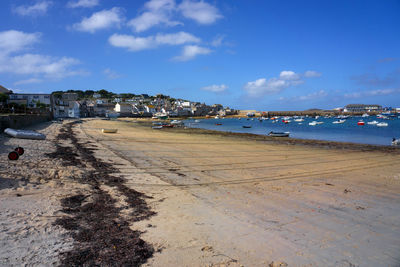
[1,118,400,266]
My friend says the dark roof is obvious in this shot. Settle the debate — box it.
[0,85,12,94]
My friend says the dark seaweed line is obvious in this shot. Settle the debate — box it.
[47,121,156,266]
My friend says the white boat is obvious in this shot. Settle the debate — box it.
[309,121,323,126]
[332,119,346,124]
[215,115,220,119]
[376,122,388,127]
[4,128,46,140]
[367,120,379,125]
[294,118,304,122]
[362,113,369,117]
[170,120,184,126]
[392,138,400,146]
[194,119,200,123]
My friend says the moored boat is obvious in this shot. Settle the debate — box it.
[268,131,290,137]
[357,121,365,126]
[367,120,379,125]
[242,125,252,128]
[376,122,388,127]
[332,119,346,124]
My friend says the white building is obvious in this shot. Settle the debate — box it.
[68,101,80,118]
[114,103,132,113]
[8,94,51,108]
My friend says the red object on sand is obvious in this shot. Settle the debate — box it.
[8,151,19,160]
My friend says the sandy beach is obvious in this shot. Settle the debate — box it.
[1,118,400,266]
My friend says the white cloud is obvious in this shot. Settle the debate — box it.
[155,31,200,45]
[128,0,181,32]
[0,30,41,55]
[244,70,322,97]
[0,54,84,79]
[14,1,52,16]
[109,32,200,51]
[280,70,301,81]
[304,70,322,78]
[172,45,212,61]
[211,34,225,47]
[244,78,288,97]
[201,84,228,93]
[128,0,222,32]
[67,0,99,8]
[344,88,400,98]
[0,30,86,80]
[72,7,124,33]
[279,90,328,102]
[109,34,155,51]
[103,68,121,79]
[14,78,43,85]
[178,0,222,24]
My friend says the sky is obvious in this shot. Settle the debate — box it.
[0,0,399,111]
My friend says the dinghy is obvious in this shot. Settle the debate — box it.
[268,131,290,137]
[4,128,46,140]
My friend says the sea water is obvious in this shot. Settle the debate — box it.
[185,116,400,146]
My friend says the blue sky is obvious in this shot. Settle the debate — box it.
[0,0,399,110]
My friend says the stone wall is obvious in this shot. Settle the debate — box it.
[0,114,52,131]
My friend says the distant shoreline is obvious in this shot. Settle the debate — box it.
[125,118,400,153]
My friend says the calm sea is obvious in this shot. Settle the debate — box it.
[184,116,400,146]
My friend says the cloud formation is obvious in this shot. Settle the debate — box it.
[279,90,328,102]
[178,0,223,24]
[243,70,320,97]
[344,88,400,98]
[128,0,181,32]
[72,7,124,33]
[0,30,41,54]
[14,78,43,85]
[103,68,121,79]
[128,0,222,32]
[0,30,85,80]
[13,1,52,16]
[108,31,200,51]
[201,84,228,93]
[304,70,322,78]
[172,45,212,61]
[67,0,99,8]
[351,72,399,87]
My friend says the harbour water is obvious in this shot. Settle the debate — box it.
[185,116,400,146]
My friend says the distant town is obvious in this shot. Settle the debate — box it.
[0,85,399,118]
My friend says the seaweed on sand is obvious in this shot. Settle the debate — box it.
[49,121,156,266]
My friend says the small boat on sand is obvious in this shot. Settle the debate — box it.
[152,126,163,129]
[4,128,46,140]
[102,129,118,133]
[268,131,290,137]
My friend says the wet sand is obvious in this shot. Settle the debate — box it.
[1,118,400,266]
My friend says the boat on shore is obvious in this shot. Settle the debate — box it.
[102,128,118,133]
[268,131,290,137]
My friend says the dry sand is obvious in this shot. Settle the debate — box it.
[1,118,400,266]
